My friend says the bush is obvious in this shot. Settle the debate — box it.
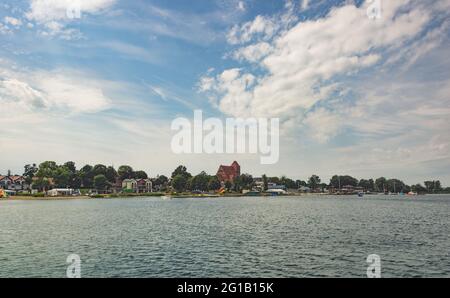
[33,193,45,198]
[90,194,106,198]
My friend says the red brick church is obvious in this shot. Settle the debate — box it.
[216,161,241,183]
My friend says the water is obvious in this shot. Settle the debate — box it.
[0,195,449,278]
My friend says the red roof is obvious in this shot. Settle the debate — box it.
[217,161,241,182]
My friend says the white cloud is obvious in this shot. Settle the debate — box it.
[0,66,112,116]
[237,1,246,12]
[26,0,116,23]
[25,0,116,39]
[303,108,343,143]
[202,0,449,126]
[4,16,22,27]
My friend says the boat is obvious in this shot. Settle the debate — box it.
[0,189,8,199]
[357,192,364,198]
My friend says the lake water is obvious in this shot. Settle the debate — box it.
[0,195,449,278]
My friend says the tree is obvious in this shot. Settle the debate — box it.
[79,165,94,188]
[224,180,232,191]
[386,179,407,193]
[296,180,307,187]
[330,175,358,189]
[280,176,297,189]
[358,179,373,191]
[62,161,81,189]
[375,177,387,192]
[133,170,148,179]
[36,161,58,178]
[268,177,280,184]
[155,175,168,185]
[118,165,134,180]
[23,164,38,185]
[105,166,118,184]
[308,175,321,190]
[171,165,192,179]
[190,171,210,191]
[63,161,76,173]
[93,164,107,176]
[262,174,268,191]
[54,166,71,188]
[233,174,254,192]
[94,174,109,191]
[424,180,442,193]
[32,177,51,191]
[412,184,427,194]
[172,174,188,192]
[208,176,221,191]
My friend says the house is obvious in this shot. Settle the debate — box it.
[216,161,241,183]
[122,179,153,193]
[268,182,286,191]
[0,175,30,191]
[48,188,74,197]
[299,186,311,193]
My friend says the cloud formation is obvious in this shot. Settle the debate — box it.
[0,62,112,118]
[200,0,450,137]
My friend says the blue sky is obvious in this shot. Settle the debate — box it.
[1,0,450,185]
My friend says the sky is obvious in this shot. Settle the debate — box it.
[0,0,449,185]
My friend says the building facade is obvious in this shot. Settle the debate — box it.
[122,179,153,193]
[216,161,241,183]
[0,175,29,191]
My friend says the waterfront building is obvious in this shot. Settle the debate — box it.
[216,161,241,183]
[0,175,29,191]
[122,179,153,193]
[47,189,74,197]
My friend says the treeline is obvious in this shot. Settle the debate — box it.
[303,174,448,194]
[18,162,450,194]
[23,161,154,191]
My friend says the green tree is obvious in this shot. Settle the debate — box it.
[171,165,192,179]
[308,175,321,190]
[172,174,188,192]
[412,184,427,194]
[233,174,254,192]
[208,176,221,191]
[79,165,94,188]
[36,161,58,178]
[424,180,442,193]
[23,163,38,185]
[262,174,268,191]
[54,166,71,188]
[155,175,168,185]
[94,174,109,191]
[224,180,232,191]
[118,165,134,180]
[133,170,148,179]
[105,166,118,184]
[386,179,406,193]
[32,177,51,191]
[93,164,107,176]
[280,176,297,189]
[375,177,387,192]
[63,161,76,173]
[296,180,307,187]
[190,171,210,191]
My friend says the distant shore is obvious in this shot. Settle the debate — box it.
[2,192,445,201]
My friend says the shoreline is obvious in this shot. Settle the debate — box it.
[1,193,444,201]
